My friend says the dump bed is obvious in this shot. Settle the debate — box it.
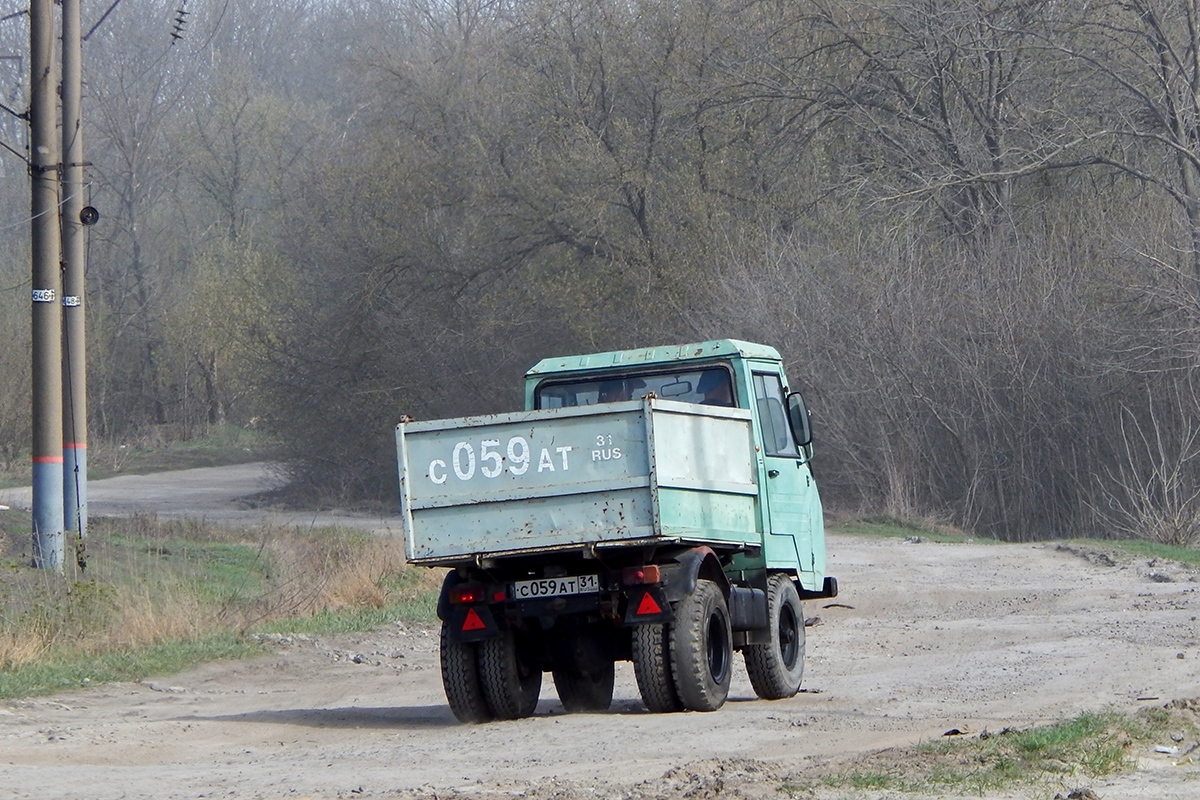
[397,398,761,566]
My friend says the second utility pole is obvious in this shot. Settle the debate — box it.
[61,0,88,549]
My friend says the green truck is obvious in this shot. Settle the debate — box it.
[395,340,836,722]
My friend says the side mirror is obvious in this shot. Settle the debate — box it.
[787,391,813,448]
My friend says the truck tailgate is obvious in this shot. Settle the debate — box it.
[397,398,761,565]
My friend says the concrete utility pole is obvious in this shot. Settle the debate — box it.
[29,0,64,570]
[61,0,89,547]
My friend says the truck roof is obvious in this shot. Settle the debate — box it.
[525,339,782,378]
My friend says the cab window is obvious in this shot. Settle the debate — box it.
[753,373,799,457]
[536,367,735,409]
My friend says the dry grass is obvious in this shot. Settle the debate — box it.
[254,528,406,619]
[0,511,429,675]
[0,631,46,668]
[108,588,220,651]
[0,572,222,670]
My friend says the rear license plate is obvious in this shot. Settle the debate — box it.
[509,574,601,600]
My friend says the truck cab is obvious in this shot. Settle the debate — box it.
[523,340,826,596]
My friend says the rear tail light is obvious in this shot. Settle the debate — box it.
[621,565,661,585]
[448,584,485,605]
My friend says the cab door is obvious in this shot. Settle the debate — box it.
[750,371,823,585]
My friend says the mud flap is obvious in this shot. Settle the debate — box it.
[797,576,838,600]
[444,604,500,643]
[624,585,672,625]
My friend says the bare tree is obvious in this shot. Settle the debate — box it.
[1040,1,1200,300]
[810,3,1050,231]
[85,0,194,429]
[1099,390,1200,547]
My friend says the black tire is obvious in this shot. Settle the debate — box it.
[552,659,615,712]
[478,628,542,720]
[670,579,733,712]
[439,622,493,724]
[632,622,684,712]
[743,573,807,700]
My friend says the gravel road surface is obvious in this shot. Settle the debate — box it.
[1,465,1198,799]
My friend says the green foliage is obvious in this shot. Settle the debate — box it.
[1000,713,1129,773]
[0,635,261,699]
[155,237,299,433]
[0,507,24,544]
[1072,539,1200,569]
[100,532,270,609]
[811,709,1193,794]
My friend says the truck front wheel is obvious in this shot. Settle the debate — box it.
[478,628,542,720]
[439,623,494,723]
[670,579,733,712]
[743,573,806,700]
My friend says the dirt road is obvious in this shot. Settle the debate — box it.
[2,467,1199,799]
[0,463,403,534]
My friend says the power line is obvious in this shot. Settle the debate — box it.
[84,0,123,42]
[0,184,92,233]
[0,134,26,162]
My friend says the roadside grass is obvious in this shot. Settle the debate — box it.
[831,517,1200,566]
[0,509,440,698]
[1094,538,1200,568]
[788,704,1200,796]
[828,515,978,543]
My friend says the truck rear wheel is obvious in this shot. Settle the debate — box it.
[744,573,806,700]
[478,628,542,720]
[670,579,733,712]
[553,660,615,712]
[552,626,615,712]
[632,622,684,712]
[439,622,494,723]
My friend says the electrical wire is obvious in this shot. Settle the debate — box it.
[83,0,123,42]
[0,134,26,162]
[0,182,93,233]
[0,275,30,292]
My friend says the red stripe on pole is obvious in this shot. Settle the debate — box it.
[32,455,64,464]
[63,442,87,450]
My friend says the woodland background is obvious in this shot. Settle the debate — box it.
[1,0,1199,545]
